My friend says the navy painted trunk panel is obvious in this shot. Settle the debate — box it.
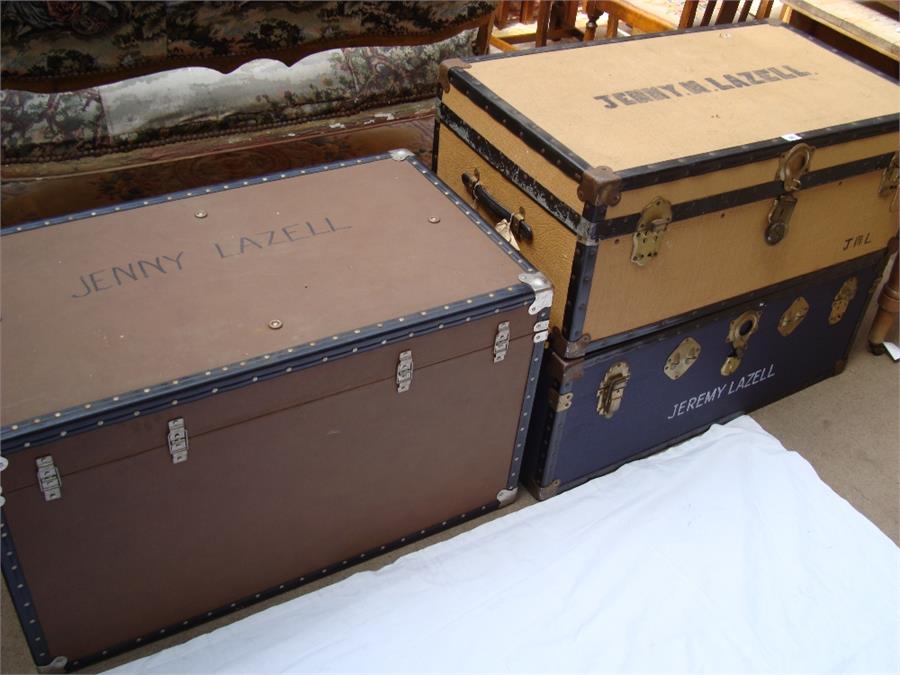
[526,253,885,496]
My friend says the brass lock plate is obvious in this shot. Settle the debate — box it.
[721,309,761,376]
[631,197,672,266]
[765,194,796,245]
[777,143,814,192]
[664,337,701,381]
[727,310,761,350]
[778,297,809,336]
[828,277,858,325]
[596,361,630,418]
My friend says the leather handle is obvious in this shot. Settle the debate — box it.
[462,172,533,243]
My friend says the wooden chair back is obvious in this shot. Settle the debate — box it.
[679,0,775,29]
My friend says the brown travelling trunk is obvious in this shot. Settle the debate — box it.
[435,21,899,357]
[0,152,552,671]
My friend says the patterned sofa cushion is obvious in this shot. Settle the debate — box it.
[1,1,495,90]
[1,30,475,164]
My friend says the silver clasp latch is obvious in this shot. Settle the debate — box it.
[36,456,62,501]
[167,418,189,463]
[396,350,414,393]
[493,322,510,363]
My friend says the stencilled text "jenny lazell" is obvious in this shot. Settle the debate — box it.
[594,65,811,110]
[70,218,350,298]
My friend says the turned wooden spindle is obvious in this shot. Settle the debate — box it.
[583,1,603,41]
[868,244,900,354]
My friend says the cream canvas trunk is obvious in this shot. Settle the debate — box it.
[435,21,898,357]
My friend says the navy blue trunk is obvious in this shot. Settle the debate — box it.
[524,252,887,499]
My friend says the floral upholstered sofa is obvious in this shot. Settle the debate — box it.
[0,1,495,225]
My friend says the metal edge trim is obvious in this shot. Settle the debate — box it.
[1,153,398,237]
[1,154,538,451]
[437,104,588,234]
[536,359,580,492]
[522,353,574,497]
[0,290,533,453]
[447,68,591,180]
[1,514,55,668]
[404,153,538,275]
[581,249,886,358]
[503,309,550,491]
[561,238,599,343]
[445,22,897,196]
[42,499,503,672]
[612,116,898,193]
[600,152,897,237]
[430,114,442,173]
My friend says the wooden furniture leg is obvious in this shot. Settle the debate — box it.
[522,1,536,24]
[869,248,900,354]
[495,1,511,27]
[535,0,552,47]
[584,1,603,40]
[475,13,493,54]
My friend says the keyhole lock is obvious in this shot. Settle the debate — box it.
[721,310,761,376]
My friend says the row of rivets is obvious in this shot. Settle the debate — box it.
[4,294,528,442]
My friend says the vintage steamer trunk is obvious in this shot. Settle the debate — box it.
[523,249,892,498]
[0,152,552,670]
[435,21,899,357]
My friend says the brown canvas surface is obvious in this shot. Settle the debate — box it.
[467,23,898,171]
[5,322,534,662]
[0,157,529,424]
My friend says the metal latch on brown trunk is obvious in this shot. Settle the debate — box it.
[721,310,761,376]
[396,350,414,393]
[631,198,671,266]
[493,322,510,363]
[167,418,189,463]
[36,456,62,501]
[596,362,630,418]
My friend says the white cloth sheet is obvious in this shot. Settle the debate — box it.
[113,417,900,674]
